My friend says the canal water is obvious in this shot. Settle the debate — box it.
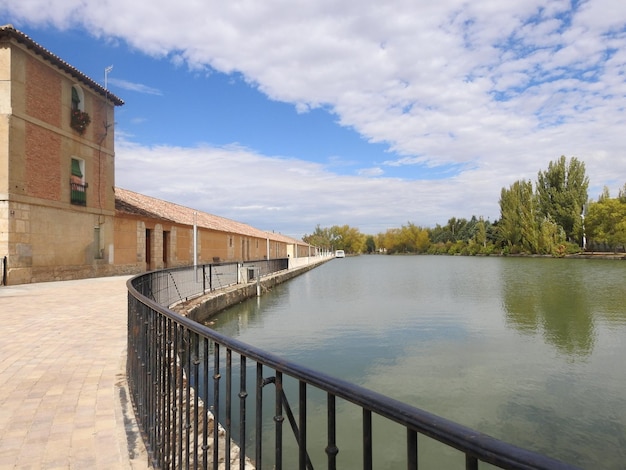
[207,255,626,469]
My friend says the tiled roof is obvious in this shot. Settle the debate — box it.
[115,187,307,245]
[0,25,124,106]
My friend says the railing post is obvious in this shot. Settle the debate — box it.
[202,337,210,470]
[466,454,478,470]
[299,381,307,470]
[326,393,338,470]
[275,372,284,469]
[202,264,206,292]
[256,363,263,468]
[407,429,417,470]
[363,409,372,470]
[239,356,248,470]
[225,348,233,470]
[213,343,222,467]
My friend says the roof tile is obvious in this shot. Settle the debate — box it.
[115,187,306,245]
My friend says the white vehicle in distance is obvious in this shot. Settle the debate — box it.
[335,250,345,258]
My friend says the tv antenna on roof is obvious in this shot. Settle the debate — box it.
[104,65,113,90]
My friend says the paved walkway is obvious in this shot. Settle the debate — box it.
[0,276,149,469]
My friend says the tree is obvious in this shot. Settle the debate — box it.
[475,217,487,247]
[429,224,454,243]
[499,179,566,254]
[304,224,366,253]
[377,227,404,254]
[375,223,430,254]
[618,183,626,203]
[401,222,430,253]
[537,218,565,255]
[585,196,626,252]
[330,225,366,254]
[498,180,528,250]
[536,156,589,246]
[302,225,334,250]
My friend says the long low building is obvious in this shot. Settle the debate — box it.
[0,25,312,285]
[114,187,314,274]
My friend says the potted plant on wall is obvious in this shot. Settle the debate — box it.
[70,109,91,135]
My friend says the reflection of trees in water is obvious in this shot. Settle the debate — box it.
[501,260,595,357]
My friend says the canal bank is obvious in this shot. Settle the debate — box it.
[137,256,332,469]
[173,257,332,323]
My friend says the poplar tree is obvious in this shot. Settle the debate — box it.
[498,180,529,250]
[536,156,589,245]
[585,191,626,252]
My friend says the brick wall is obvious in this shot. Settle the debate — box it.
[25,122,61,201]
[25,56,61,127]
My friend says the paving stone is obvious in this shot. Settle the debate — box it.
[0,276,150,469]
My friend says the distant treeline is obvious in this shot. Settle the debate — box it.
[303,156,626,256]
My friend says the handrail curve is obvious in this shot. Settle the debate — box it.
[126,260,579,470]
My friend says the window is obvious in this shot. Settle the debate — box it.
[71,85,85,111]
[70,85,90,134]
[70,158,86,206]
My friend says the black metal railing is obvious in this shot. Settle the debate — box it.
[242,258,289,278]
[70,181,87,206]
[137,259,289,308]
[126,262,579,470]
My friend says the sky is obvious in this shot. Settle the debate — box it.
[2,1,626,239]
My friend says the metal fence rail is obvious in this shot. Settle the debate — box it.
[126,263,579,470]
[136,259,289,308]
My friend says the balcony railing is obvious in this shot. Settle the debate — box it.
[126,261,578,469]
[70,181,87,206]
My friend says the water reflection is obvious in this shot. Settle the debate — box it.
[501,259,595,357]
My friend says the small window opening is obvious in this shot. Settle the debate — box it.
[71,85,85,111]
[70,158,86,206]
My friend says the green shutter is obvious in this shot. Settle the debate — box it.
[72,87,80,106]
[71,159,83,177]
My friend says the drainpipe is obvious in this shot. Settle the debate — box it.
[193,212,197,267]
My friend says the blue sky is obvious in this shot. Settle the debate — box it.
[3,1,626,238]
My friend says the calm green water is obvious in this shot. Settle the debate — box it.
[208,255,626,469]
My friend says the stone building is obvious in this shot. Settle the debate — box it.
[0,25,124,284]
[114,187,312,273]
[0,26,311,285]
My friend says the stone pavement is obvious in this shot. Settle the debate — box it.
[0,276,150,469]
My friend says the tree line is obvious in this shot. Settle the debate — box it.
[302,156,626,256]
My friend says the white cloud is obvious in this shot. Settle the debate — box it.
[4,0,626,236]
[114,140,469,237]
[357,167,384,177]
[107,78,162,95]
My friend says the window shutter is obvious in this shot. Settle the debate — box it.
[71,159,83,178]
[72,87,80,108]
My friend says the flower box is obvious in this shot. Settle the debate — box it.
[71,109,91,134]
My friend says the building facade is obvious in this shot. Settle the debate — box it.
[0,26,313,285]
[0,25,124,284]
[114,187,301,273]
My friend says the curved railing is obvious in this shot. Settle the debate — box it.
[126,261,579,470]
